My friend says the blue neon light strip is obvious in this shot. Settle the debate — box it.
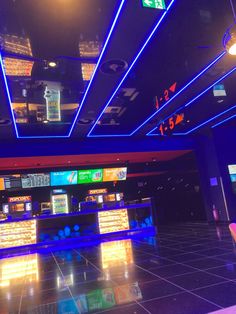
[68,0,126,137]
[87,0,176,137]
[132,51,226,136]
[0,0,126,139]
[147,66,236,136]
[212,113,236,128]
[0,52,19,137]
[88,50,226,137]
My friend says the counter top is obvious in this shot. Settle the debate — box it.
[0,202,152,224]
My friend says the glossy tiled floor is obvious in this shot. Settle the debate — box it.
[1,223,236,314]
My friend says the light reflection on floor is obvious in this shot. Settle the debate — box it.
[0,223,236,313]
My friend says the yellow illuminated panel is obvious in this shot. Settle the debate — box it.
[98,209,129,234]
[0,178,5,191]
[0,34,32,56]
[101,239,133,269]
[3,58,34,76]
[81,63,96,81]
[79,41,102,58]
[0,254,39,287]
[0,220,36,249]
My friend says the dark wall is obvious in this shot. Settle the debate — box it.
[194,118,236,222]
[212,120,236,221]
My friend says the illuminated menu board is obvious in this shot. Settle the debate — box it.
[78,169,103,184]
[3,57,34,76]
[4,175,22,190]
[98,209,129,234]
[103,168,127,182]
[0,220,36,249]
[21,173,50,188]
[51,171,77,186]
[0,178,5,191]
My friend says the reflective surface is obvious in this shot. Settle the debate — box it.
[1,223,236,313]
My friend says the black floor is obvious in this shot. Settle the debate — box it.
[1,223,236,314]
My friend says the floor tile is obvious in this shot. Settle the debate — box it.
[150,264,196,278]
[194,282,236,308]
[169,270,226,290]
[142,291,220,314]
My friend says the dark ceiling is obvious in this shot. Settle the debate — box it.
[0,0,235,157]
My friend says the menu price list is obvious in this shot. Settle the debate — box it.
[21,173,50,188]
[0,220,36,248]
[98,209,129,234]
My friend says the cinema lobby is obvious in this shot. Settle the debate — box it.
[0,1,236,313]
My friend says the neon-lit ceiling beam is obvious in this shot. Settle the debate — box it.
[87,0,176,137]
[211,113,236,128]
[147,66,236,136]
[131,51,226,136]
[88,50,226,137]
[0,0,126,139]
[68,0,126,137]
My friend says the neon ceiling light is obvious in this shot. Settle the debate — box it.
[183,104,236,134]
[147,108,236,136]
[68,0,126,137]
[88,49,226,137]
[211,113,236,128]
[87,0,176,137]
[131,51,226,136]
[147,66,236,136]
[0,0,126,139]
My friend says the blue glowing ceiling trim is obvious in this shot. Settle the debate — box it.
[68,0,126,137]
[185,104,236,134]
[212,113,236,128]
[147,66,236,136]
[87,0,176,138]
[0,52,19,137]
[130,51,226,135]
[0,0,126,139]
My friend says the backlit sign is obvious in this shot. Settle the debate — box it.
[8,196,32,203]
[78,169,103,184]
[103,168,127,182]
[88,188,108,195]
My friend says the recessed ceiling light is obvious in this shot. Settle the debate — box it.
[48,61,57,68]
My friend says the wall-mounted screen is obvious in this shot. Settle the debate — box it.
[103,168,127,182]
[50,171,77,186]
[0,178,5,191]
[4,175,22,190]
[21,173,50,188]
[228,165,236,193]
[78,169,103,184]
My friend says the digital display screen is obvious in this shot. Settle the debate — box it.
[4,175,22,190]
[50,171,77,186]
[78,169,103,184]
[103,168,127,182]
[228,165,236,193]
[0,178,5,191]
[21,173,50,188]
